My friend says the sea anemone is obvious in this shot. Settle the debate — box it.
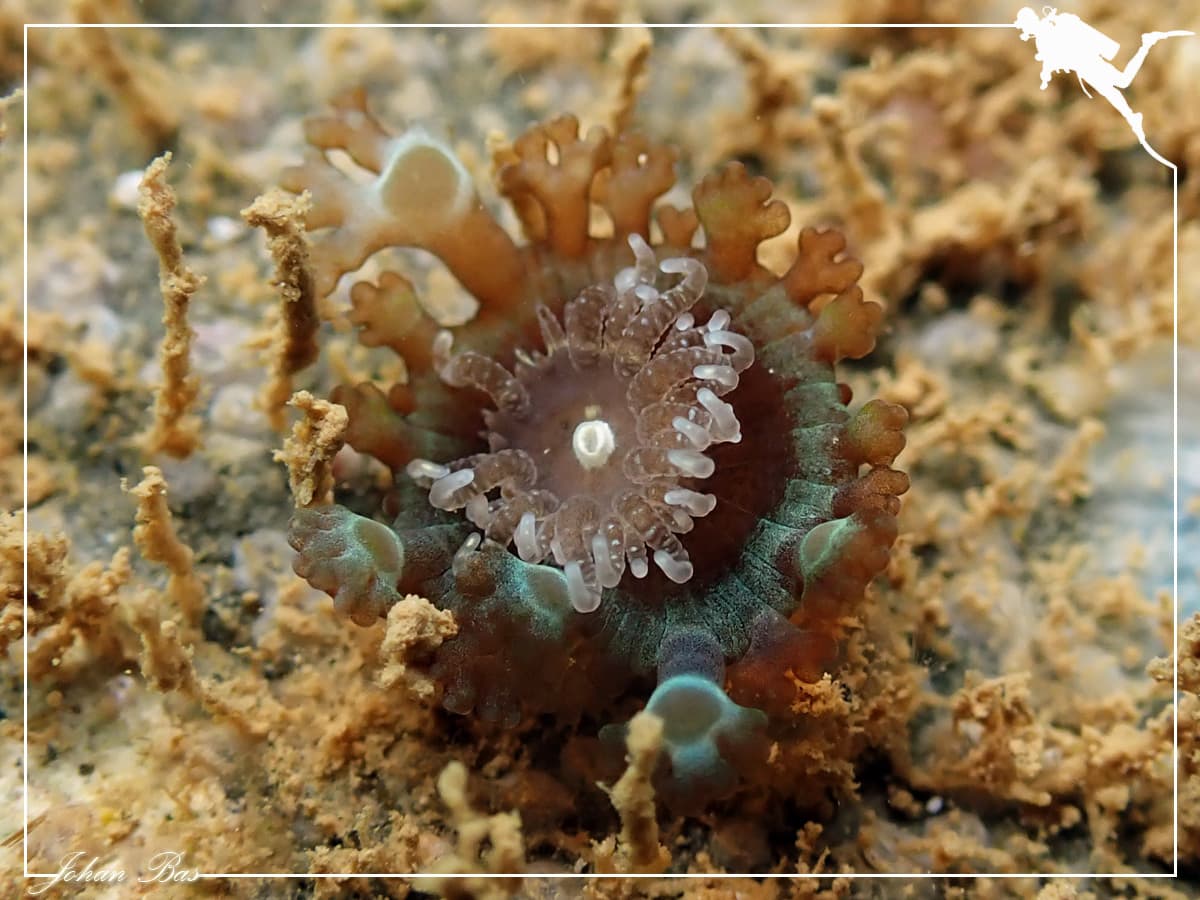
[284,89,909,797]
[406,232,750,614]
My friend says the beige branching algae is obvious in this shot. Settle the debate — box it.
[137,152,203,458]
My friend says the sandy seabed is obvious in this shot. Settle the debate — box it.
[3,1,1199,897]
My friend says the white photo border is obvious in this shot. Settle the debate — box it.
[23,14,1185,888]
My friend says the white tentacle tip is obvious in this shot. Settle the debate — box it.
[653,549,694,583]
[664,488,717,517]
[429,468,474,509]
[406,458,450,486]
[514,511,541,562]
[693,364,739,390]
[667,449,715,479]
[565,561,602,613]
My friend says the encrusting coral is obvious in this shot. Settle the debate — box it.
[283,88,909,802]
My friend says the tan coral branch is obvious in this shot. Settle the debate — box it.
[242,189,322,431]
[72,0,179,151]
[377,594,459,703]
[595,132,677,241]
[137,152,204,458]
[604,25,652,135]
[655,204,699,249]
[347,270,440,373]
[0,88,20,145]
[35,549,133,676]
[605,711,670,873]
[129,465,205,628]
[497,113,612,258]
[282,96,527,310]
[783,227,865,307]
[418,761,525,897]
[693,161,790,283]
[274,391,348,509]
[717,27,805,159]
[127,590,272,739]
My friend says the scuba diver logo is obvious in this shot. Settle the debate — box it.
[1014,6,1193,166]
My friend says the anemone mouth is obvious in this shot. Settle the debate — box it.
[406,236,771,614]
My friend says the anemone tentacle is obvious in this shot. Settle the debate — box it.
[406,235,757,615]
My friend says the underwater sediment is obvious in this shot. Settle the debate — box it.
[6,2,1198,894]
